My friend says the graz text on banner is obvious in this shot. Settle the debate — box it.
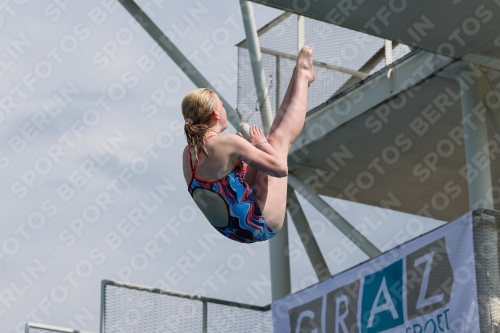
[271,213,479,333]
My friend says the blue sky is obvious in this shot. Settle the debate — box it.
[0,1,444,332]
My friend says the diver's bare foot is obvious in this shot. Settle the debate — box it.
[297,46,315,85]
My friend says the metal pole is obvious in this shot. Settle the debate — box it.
[118,0,248,137]
[239,0,274,134]
[288,173,382,258]
[275,55,280,114]
[385,40,393,66]
[26,322,91,333]
[239,0,291,301]
[202,300,207,333]
[269,214,291,301]
[297,15,304,53]
[100,280,106,333]
[287,186,331,281]
[458,72,500,326]
[239,45,369,78]
[458,65,494,210]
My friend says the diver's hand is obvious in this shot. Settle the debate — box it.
[249,125,267,147]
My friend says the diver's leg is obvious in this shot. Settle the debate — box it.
[251,46,315,231]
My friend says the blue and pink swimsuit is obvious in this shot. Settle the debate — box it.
[187,136,276,243]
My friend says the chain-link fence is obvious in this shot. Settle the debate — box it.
[100,280,272,333]
[236,13,412,129]
[473,209,500,333]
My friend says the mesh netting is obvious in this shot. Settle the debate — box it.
[104,285,203,332]
[236,13,411,128]
[473,210,500,333]
[207,302,272,333]
[102,282,271,333]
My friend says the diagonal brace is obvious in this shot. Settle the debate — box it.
[118,0,248,137]
[288,173,381,258]
[287,185,331,281]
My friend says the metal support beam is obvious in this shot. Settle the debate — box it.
[297,15,304,53]
[287,185,331,281]
[463,53,500,72]
[237,12,292,48]
[26,322,94,333]
[385,40,393,66]
[240,0,274,133]
[239,0,290,301]
[269,214,291,301]
[289,50,455,156]
[275,55,280,112]
[288,173,381,258]
[202,300,208,333]
[100,279,106,333]
[332,42,399,96]
[118,0,248,136]
[458,65,494,210]
[240,45,369,79]
[248,0,500,59]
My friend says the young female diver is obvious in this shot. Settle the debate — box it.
[182,46,315,243]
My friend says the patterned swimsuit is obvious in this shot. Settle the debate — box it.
[187,136,276,243]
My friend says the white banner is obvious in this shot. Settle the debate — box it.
[272,213,479,333]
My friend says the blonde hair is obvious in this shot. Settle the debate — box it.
[182,88,217,159]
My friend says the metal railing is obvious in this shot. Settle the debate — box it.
[100,280,272,333]
[25,322,94,333]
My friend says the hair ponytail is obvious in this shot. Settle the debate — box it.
[181,88,217,161]
[184,121,209,159]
